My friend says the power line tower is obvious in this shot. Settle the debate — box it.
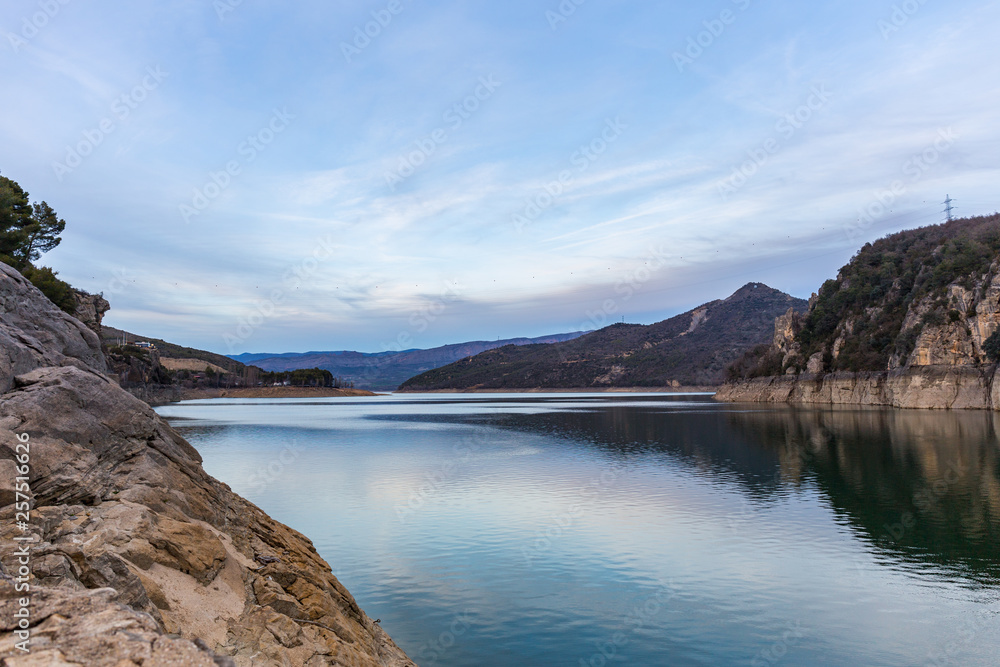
[944,195,956,222]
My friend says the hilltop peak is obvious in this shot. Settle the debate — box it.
[725,283,786,301]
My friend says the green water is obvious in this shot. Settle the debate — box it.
[157,393,1000,666]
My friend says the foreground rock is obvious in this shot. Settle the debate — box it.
[0,262,414,665]
[0,587,228,666]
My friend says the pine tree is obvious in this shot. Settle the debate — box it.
[0,176,31,266]
[0,175,65,269]
[18,201,66,267]
[0,173,73,312]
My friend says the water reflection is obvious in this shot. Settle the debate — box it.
[392,400,1000,584]
[161,395,1000,665]
[727,407,1000,582]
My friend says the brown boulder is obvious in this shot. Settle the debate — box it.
[0,585,226,667]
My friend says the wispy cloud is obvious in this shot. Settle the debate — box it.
[1,0,997,352]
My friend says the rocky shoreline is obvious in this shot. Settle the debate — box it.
[0,262,414,664]
[716,364,1000,410]
[147,386,378,406]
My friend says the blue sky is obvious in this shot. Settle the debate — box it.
[2,0,998,354]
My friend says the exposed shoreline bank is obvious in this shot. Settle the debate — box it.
[136,385,378,406]
[178,386,378,400]
[396,386,717,394]
[716,365,1000,410]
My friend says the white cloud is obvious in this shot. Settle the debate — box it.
[1,0,998,352]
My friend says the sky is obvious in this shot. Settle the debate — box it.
[1,0,998,355]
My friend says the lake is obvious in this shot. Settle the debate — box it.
[155,393,1000,666]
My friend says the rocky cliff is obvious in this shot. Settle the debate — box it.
[0,262,414,665]
[719,214,1000,409]
[71,290,110,337]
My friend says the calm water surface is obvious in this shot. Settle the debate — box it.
[156,393,1000,666]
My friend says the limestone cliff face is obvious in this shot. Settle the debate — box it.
[716,366,1000,410]
[719,270,1000,409]
[0,263,414,666]
[771,266,1000,375]
[889,274,1000,369]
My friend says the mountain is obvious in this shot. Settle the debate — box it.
[104,325,247,374]
[229,332,587,390]
[398,283,807,391]
[720,213,1000,409]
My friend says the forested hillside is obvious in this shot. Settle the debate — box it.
[730,214,1000,379]
[400,283,807,390]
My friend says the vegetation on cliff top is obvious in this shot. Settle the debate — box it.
[731,213,1000,378]
[0,172,74,312]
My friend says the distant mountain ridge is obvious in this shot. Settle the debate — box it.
[230,349,400,364]
[230,332,588,390]
[399,283,808,391]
